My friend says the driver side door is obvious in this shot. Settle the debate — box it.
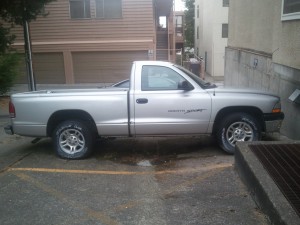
[133,65,211,135]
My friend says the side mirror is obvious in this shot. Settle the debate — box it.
[178,81,194,91]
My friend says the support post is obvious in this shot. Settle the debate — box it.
[23,20,36,91]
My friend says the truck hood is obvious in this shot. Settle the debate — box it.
[206,86,279,98]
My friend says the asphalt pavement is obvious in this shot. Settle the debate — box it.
[0,97,270,225]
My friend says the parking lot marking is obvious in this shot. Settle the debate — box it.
[10,163,232,225]
[0,151,33,174]
[8,163,232,175]
[14,172,122,225]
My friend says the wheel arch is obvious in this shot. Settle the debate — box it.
[47,110,97,137]
[212,106,265,135]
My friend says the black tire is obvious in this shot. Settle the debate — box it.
[216,113,261,154]
[53,120,95,159]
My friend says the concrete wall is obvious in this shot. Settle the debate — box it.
[225,0,300,140]
[194,0,228,77]
[272,7,300,69]
[228,0,275,54]
[228,0,300,70]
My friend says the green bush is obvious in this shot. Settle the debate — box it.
[0,53,20,95]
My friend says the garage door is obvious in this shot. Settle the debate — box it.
[15,56,27,84]
[73,51,148,83]
[15,53,65,84]
[33,53,65,84]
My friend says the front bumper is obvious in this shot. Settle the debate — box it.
[4,125,14,135]
[263,112,284,132]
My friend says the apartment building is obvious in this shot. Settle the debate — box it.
[225,0,300,139]
[194,0,229,78]
[8,0,175,88]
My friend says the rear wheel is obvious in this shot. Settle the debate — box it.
[217,113,261,154]
[53,120,95,159]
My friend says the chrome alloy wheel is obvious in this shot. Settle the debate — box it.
[59,128,85,154]
[226,121,254,147]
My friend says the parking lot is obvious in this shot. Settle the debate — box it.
[0,112,269,225]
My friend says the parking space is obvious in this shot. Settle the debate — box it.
[0,114,269,225]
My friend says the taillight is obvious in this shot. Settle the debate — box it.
[9,101,15,118]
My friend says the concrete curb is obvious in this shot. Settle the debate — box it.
[235,141,300,225]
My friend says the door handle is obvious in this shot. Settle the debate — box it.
[136,98,148,104]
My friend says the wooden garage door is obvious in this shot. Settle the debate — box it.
[73,51,148,83]
[15,53,65,84]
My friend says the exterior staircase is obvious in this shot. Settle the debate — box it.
[156,31,168,61]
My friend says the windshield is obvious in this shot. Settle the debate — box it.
[174,65,217,89]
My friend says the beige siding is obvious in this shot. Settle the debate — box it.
[24,41,154,53]
[73,51,147,83]
[11,0,155,52]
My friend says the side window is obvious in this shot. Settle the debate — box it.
[141,65,188,91]
[222,23,228,38]
[223,0,229,7]
[282,0,300,21]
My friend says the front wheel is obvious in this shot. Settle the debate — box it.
[53,120,95,159]
[216,113,261,154]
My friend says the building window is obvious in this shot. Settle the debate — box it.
[223,0,229,7]
[96,0,122,19]
[70,0,91,18]
[282,0,300,21]
[222,24,228,38]
[197,26,199,39]
[197,5,199,18]
[175,15,183,36]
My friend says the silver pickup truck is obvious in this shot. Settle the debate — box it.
[5,61,284,159]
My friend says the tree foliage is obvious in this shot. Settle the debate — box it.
[184,0,195,48]
[0,0,53,25]
[0,26,15,53]
[0,0,54,94]
[0,24,19,95]
[0,52,20,95]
